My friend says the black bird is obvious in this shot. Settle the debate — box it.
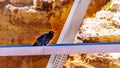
[33,31,54,46]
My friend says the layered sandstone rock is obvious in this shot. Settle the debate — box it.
[10,0,33,4]
[64,54,120,68]
[75,0,120,43]
[65,0,120,68]
[0,0,5,2]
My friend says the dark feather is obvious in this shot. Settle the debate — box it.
[33,31,54,46]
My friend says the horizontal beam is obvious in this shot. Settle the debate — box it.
[0,42,120,56]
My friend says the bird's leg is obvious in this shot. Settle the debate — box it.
[44,44,46,46]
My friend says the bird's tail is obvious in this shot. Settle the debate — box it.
[33,42,38,46]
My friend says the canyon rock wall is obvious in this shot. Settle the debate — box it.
[0,0,73,68]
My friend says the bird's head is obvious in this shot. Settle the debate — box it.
[49,31,55,35]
